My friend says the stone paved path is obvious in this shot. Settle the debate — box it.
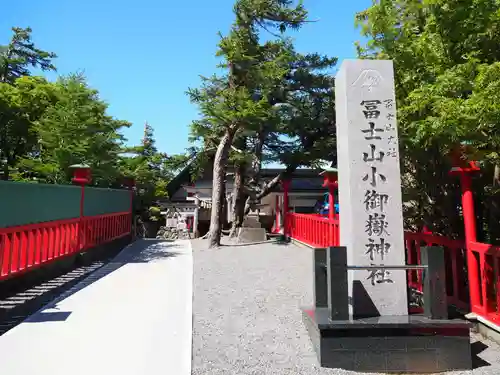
[0,239,193,375]
[191,239,500,375]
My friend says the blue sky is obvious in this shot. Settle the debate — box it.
[0,0,371,155]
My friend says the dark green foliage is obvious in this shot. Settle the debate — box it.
[120,123,189,207]
[0,26,187,213]
[356,0,500,241]
[187,0,311,246]
[14,74,130,185]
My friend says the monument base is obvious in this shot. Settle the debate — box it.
[236,227,267,243]
[302,307,472,373]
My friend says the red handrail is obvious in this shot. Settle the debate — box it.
[285,212,470,314]
[404,232,468,312]
[467,241,500,323]
[286,212,339,248]
[0,211,131,281]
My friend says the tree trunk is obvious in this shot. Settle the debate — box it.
[241,131,324,217]
[220,180,227,229]
[1,164,9,180]
[229,164,246,237]
[243,164,297,216]
[207,129,235,248]
[249,131,265,183]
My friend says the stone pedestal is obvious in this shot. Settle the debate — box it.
[304,245,473,373]
[302,308,472,373]
[236,227,267,243]
[235,214,267,243]
[242,216,262,228]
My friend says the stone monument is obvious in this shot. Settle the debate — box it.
[236,204,267,243]
[337,59,408,317]
[301,59,472,373]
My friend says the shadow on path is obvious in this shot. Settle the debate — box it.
[24,239,183,323]
[472,340,491,369]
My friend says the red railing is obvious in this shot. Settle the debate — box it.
[467,241,500,323]
[82,212,131,249]
[0,211,131,281]
[404,232,469,312]
[286,212,470,313]
[286,213,339,248]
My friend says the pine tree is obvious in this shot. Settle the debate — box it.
[0,27,56,84]
[188,0,308,247]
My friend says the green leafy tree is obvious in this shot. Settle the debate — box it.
[356,0,500,241]
[120,123,189,210]
[0,27,57,179]
[15,74,130,185]
[241,51,337,214]
[221,50,338,236]
[0,76,58,179]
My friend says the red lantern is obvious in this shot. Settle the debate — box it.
[320,167,338,188]
[122,177,136,189]
[70,164,92,185]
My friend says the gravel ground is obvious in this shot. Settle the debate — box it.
[191,239,500,375]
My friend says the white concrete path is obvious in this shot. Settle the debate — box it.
[0,239,193,375]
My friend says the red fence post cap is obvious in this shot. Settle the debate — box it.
[448,143,481,176]
[449,162,480,176]
[70,164,92,185]
[320,167,338,188]
[122,177,136,189]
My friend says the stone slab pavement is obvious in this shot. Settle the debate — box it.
[0,239,193,375]
[191,239,500,375]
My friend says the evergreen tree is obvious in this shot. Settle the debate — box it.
[0,27,56,84]
[188,0,308,247]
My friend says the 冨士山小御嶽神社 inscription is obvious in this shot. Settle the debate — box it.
[302,59,473,373]
[335,60,408,317]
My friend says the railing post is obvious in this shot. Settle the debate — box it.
[449,161,481,311]
[122,177,136,238]
[274,195,281,233]
[70,164,91,251]
[194,196,200,238]
[282,179,290,238]
[320,168,338,246]
[328,184,335,245]
[459,172,478,244]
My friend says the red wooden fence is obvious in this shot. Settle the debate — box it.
[404,232,469,312]
[286,213,339,248]
[285,212,471,309]
[467,241,500,323]
[0,211,131,281]
[0,172,133,282]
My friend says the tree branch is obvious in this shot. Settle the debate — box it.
[243,163,298,215]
